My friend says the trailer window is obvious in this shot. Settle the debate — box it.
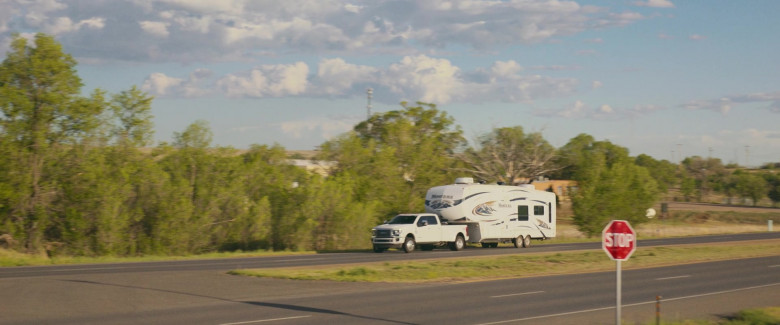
[534,206,545,216]
[518,206,529,221]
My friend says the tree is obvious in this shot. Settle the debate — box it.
[681,156,727,202]
[0,33,106,252]
[111,85,154,147]
[763,172,780,207]
[324,102,466,216]
[173,120,212,149]
[558,135,660,237]
[459,126,559,184]
[635,154,679,192]
[734,172,767,206]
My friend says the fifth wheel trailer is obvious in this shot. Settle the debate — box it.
[425,177,556,248]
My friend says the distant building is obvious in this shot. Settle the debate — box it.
[287,159,336,176]
[530,179,578,201]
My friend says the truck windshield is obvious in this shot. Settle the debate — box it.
[388,215,418,224]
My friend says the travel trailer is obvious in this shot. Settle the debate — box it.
[425,177,556,248]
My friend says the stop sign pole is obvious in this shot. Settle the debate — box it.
[602,220,637,325]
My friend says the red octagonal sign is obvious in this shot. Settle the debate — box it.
[602,220,636,261]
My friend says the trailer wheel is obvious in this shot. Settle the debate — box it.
[481,243,490,248]
[373,245,387,253]
[402,236,416,253]
[513,236,523,248]
[522,235,531,248]
[449,235,465,251]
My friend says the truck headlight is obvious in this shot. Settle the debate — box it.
[371,229,376,237]
[392,229,401,236]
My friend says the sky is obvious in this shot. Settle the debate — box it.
[2,0,779,166]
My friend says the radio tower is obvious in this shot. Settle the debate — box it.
[366,88,373,120]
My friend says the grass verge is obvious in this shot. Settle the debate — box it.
[229,240,780,283]
[0,249,314,267]
[655,307,780,325]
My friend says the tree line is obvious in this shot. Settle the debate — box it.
[1,34,778,256]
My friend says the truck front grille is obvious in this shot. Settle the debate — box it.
[375,229,393,238]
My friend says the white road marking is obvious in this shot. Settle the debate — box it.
[655,275,691,281]
[474,282,780,325]
[219,315,311,325]
[769,265,780,268]
[491,291,545,298]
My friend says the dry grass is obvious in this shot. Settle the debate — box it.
[553,201,779,240]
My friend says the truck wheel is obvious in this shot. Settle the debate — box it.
[402,236,416,253]
[522,235,531,248]
[373,245,387,253]
[513,236,523,248]
[449,235,465,251]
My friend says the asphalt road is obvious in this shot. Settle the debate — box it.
[2,232,779,324]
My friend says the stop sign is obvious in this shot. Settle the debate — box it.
[602,220,636,261]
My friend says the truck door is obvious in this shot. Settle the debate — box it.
[416,215,439,243]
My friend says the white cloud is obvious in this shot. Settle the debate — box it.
[658,33,673,39]
[315,58,378,95]
[683,91,780,114]
[145,55,578,104]
[556,100,588,118]
[142,73,183,96]
[539,101,667,120]
[634,0,675,8]
[1,0,649,62]
[592,80,603,89]
[217,62,309,98]
[41,16,105,34]
[142,69,214,97]
[139,21,170,37]
[382,55,465,104]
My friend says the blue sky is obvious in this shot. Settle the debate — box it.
[2,0,779,166]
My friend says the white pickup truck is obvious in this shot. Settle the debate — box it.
[371,213,469,253]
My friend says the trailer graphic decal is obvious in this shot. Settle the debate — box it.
[536,218,551,230]
[472,201,497,216]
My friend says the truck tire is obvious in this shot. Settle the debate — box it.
[373,245,387,253]
[449,235,465,251]
[402,236,416,253]
[522,235,531,248]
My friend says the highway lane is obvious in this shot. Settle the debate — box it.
[2,232,779,278]
[1,232,778,324]
[6,256,775,325]
[211,256,779,325]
